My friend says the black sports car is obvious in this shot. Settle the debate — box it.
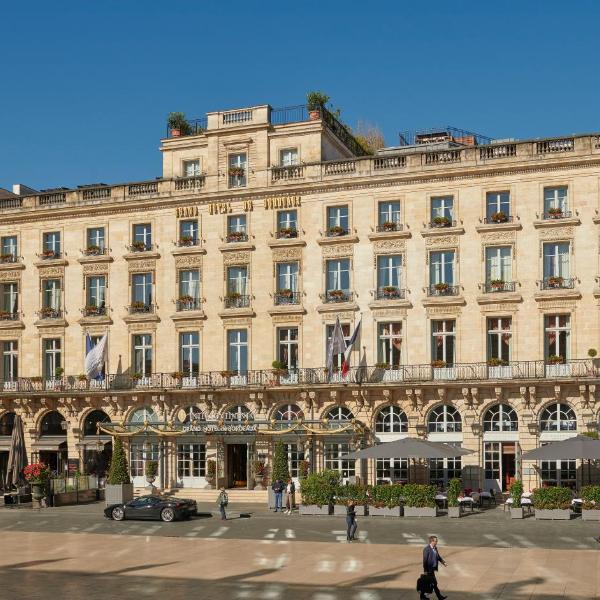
[104,495,198,522]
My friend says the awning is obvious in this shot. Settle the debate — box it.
[32,437,67,452]
[522,435,600,460]
[344,437,474,460]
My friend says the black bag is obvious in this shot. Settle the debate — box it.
[416,574,434,594]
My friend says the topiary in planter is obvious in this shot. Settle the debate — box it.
[271,440,290,483]
[447,478,461,508]
[107,438,130,485]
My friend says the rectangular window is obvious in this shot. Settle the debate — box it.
[42,279,61,311]
[2,340,18,381]
[1,236,18,260]
[484,442,501,480]
[227,266,248,295]
[132,224,152,248]
[378,201,401,227]
[1,282,18,315]
[280,148,298,166]
[431,320,455,364]
[430,196,454,225]
[180,331,200,377]
[377,255,402,291]
[326,259,350,293]
[543,242,570,280]
[485,246,512,283]
[284,443,305,478]
[325,323,351,368]
[179,269,200,303]
[324,443,355,478]
[86,276,106,308]
[487,317,512,362]
[540,458,576,488]
[86,227,105,251]
[43,231,61,257]
[429,251,455,285]
[429,445,462,488]
[43,338,61,379]
[378,322,402,366]
[278,328,298,370]
[376,458,408,484]
[227,215,247,241]
[183,159,201,177]
[277,210,298,235]
[276,262,298,292]
[227,329,248,372]
[326,205,349,234]
[179,220,199,244]
[177,443,206,478]
[133,334,152,376]
[486,191,510,221]
[544,186,568,218]
[229,153,247,188]
[131,273,152,306]
[90,335,107,378]
[545,315,570,360]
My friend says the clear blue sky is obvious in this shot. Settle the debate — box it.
[1,1,599,191]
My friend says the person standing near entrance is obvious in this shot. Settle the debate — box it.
[346,500,357,541]
[421,535,448,600]
[217,487,228,520]
[272,478,284,512]
[284,478,295,514]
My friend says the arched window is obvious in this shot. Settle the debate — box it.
[375,406,408,433]
[325,406,354,429]
[40,411,66,436]
[223,405,253,422]
[180,406,205,424]
[483,404,518,432]
[0,412,15,437]
[128,406,158,424]
[540,403,577,432]
[83,410,111,436]
[428,405,462,433]
[274,404,304,422]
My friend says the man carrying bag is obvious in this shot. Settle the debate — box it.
[420,535,448,599]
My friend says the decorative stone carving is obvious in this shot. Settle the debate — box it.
[82,263,109,274]
[480,303,519,313]
[128,260,156,272]
[536,300,577,310]
[538,226,574,240]
[481,231,516,244]
[589,385,597,407]
[39,266,64,278]
[462,387,471,407]
[322,312,355,321]
[321,244,353,257]
[425,235,458,247]
[175,255,203,268]
[39,327,65,335]
[426,306,462,316]
[223,318,252,326]
[223,251,250,265]
[470,387,480,405]
[128,322,157,332]
[520,386,529,408]
[373,239,406,254]
[494,387,503,402]
[554,385,562,401]
[528,386,537,407]
[272,247,302,261]
[371,308,408,318]
[0,271,21,281]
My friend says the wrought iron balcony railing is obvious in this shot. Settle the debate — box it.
[482,215,515,224]
[226,232,249,243]
[38,251,62,260]
[82,305,107,317]
[427,284,460,297]
[223,295,251,309]
[275,228,299,239]
[482,281,516,293]
[274,291,301,305]
[176,299,202,311]
[0,254,19,264]
[428,219,457,229]
[375,287,406,300]
[128,303,154,314]
[539,277,576,290]
[82,246,107,256]
[38,308,62,319]
[375,222,403,233]
[325,228,349,238]
[543,210,572,220]
[175,238,199,247]
[127,243,154,253]
[322,290,354,303]
[0,311,19,321]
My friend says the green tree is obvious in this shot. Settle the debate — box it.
[107,437,130,485]
[271,440,290,483]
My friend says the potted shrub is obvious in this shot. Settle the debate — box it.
[54,367,64,379]
[403,483,438,517]
[40,307,57,318]
[41,249,56,259]
[382,221,397,231]
[333,484,368,516]
[179,235,195,246]
[253,460,267,490]
[547,355,564,365]
[130,240,147,252]
[491,211,508,223]
[178,294,194,304]
[447,478,462,518]
[490,279,505,291]
[548,206,563,218]
[299,460,310,480]
[86,245,101,255]
[581,485,600,521]
[278,227,297,238]
[171,371,184,383]
[227,230,246,242]
[105,438,133,505]
[547,275,564,288]
[167,112,191,137]
[271,360,288,377]
[277,288,294,299]
[382,286,399,297]
[130,301,147,312]
[306,91,329,120]
[509,480,524,518]
[23,462,52,507]
[145,460,159,491]
[229,166,245,178]
[327,225,345,236]
[327,289,345,300]
[367,484,403,517]
[0,253,14,262]
[300,469,339,515]
[0,310,10,318]
[77,373,88,382]
[533,486,572,519]
[205,459,216,489]
[487,358,507,367]
[432,215,451,227]
[434,282,449,293]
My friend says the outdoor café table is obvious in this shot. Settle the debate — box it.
[479,491,492,506]
[435,493,447,509]
[505,496,533,514]
[458,496,475,511]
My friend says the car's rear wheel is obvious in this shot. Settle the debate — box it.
[112,506,125,521]
[161,507,175,522]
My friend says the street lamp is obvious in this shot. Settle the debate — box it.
[471,423,483,436]
[527,422,539,436]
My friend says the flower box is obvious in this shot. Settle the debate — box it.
[105,483,134,506]
[582,510,600,521]
[368,506,402,517]
[534,509,571,520]
[448,506,461,518]
[510,507,524,519]
[404,506,438,517]
[300,504,331,516]
[491,212,508,223]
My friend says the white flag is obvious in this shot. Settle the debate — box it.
[85,334,107,379]
[326,316,346,378]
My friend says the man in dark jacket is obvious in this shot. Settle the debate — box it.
[421,535,447,600]
[272,478,285,512]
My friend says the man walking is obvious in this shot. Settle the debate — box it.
[272,478,285,512]
[421,535,447,600]
[346,500,357,541]
[217,487,228,521]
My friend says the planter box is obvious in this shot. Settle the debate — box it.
[448,506,461,518]
[368,506,402,517]
[53,489,97,507]
[510,507,524,519]
[582,510,600,521]
[534,508,571,520]
[105,483,134,506]
[404,506,438,517]
[333,504,368,516]
[300,504,331,516]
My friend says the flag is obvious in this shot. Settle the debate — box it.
[85,334,107,380]
[326,317,346,379]
[342,317,362,376]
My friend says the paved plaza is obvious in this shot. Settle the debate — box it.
[0,503,598,599]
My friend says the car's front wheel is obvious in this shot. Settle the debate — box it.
[112,506,125,521]
[161,507,175,522]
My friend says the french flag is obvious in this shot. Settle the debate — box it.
[341,317,362,376]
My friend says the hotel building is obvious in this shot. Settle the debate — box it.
[0,103,599,493]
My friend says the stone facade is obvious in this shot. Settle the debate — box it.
[0,106,599,492]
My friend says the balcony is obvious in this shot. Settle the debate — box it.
[274,291,301,306]
[223,294,251,309]
[38,308,62,320]
[174,176,205,191]
[375,287,406,300]
[325,226,349,238]
[543,209,572,220]
[0,254,20,265]
[479,144,517,160]
[275,228,299,240]
[82,246,107,257]
[226,231,248,243]
[176,298,202,312]
[272,165,304,183]
[539,277,576,291]
[127,242,154,253]
[375,222,403,233]
[82,305,107,317]
[427,284,459,297]
[536,138,574,154]
[482,281,517,294]
[0,310,20,321]
[322,290,354,303]
[128,303,154,314]
[482,214,515,225]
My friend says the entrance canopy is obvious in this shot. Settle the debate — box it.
[522,435,600,460]
[344,437,474,460]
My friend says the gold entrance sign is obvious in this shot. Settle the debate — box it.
[264,195,301,210]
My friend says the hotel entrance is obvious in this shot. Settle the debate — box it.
[484,441,517,492]
[227,444,247,488]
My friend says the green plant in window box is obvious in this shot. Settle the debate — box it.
[382,285,399,297]
[178,295,194,303]
[581,485,600,510]
[402,483,437,508]
[490,279,505,290]
[328,289,345,299]
[171,371,184,380]
[327,225,345,236]
[225,292,241,300]
[431,360,446,369]
[86,245,101,255]
[434,282,449,292]
[382,221,397,231]
[375,362,390,370]
[42,249,56,258]
[0,253,15,262]
[131,372,142,381]
[547,275,564,287]
[40,307,57,317]
[487,357,508,367]
[491,211,508,223]
[179,235,194,245]
[130,240,147,251]
[432,215,451,227]
[228,166,245,178]
[278,227,297,238]
[532,486,572,509]
[220,370,235,379]
[547,355,565,365]
[0,310,10,318]
[77,374,88,382]
[54,367,64,379]
[548,206,563,217]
